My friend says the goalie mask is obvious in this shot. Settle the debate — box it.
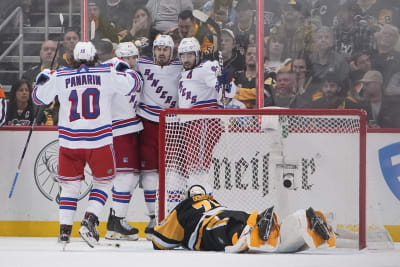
[153,34,174,63]
[115,42,139,58]
[185,184,207,199]
[178,37,202,70]
[73,41,96,61]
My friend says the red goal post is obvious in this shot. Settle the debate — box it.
[159,108,367,249]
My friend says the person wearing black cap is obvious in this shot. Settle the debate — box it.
[221,28,245,74]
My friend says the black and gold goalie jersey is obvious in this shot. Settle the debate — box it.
[152,195,250,251]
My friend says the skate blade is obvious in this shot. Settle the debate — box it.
[79,227,97,248]
[106,231,139,241]
[60,241,68,251]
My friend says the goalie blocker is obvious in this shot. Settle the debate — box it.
[151,185,335,252]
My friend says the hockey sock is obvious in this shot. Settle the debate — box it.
[141,172,158,216]
[86,181,112,217]
[59,180,81,225]
[112,172,140,217]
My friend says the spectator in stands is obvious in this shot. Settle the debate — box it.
[104,0,135,32]
[121,7,152,42]
[352,0,400,28]
[271,1,313,59]
[88,0,120,43]
[228,0,255,56]
[0,84,6,127]
[306,72,346,109]
[23,40,59,89]
[349,51,372,90]
[269,69,296,108]
[146,0,193,33]
[358,70,384,127]
[120,7,153,57]
[292,57,313,95]
[309,27,350,92]
[371,24,400,88]
[311,0,339,27]
[23,40,61,126]
[333,3,376,61]
[164,10,219,59]
[221,28,245,74]
[264,34,290,74]
[58,27,80,68]
[203,0,235,26]
[5,79,34,126]
[233,44,257,108]
[289,56,316,108]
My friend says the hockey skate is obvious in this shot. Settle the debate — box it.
[79,212,100,248]
[145,215,156,241]
[105,208,139,241]
[58,224,72,251]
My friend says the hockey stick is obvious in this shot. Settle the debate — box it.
[8,14,64,198]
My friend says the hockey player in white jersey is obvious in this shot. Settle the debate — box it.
[32,41,137,249]
[101,42,144,241]
[173,37,237,196]
[92,42,145,240]
[177,37,236,108]
[136,35,182,240]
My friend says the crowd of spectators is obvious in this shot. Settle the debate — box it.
[1,0,400,128]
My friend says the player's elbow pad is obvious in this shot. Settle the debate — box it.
[35,69,51,85]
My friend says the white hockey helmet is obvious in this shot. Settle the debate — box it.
[115,42,139,58]
[153,34,175,61]
[73,41,97,61]
[178,37,201,65]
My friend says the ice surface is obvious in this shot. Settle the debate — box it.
[0,237,399,267]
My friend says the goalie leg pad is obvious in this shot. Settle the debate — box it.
[304,207,335,249]
[278,209,335,252]
[245,211,281,252]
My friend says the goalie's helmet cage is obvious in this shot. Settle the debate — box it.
[115,42,139,58]
[73,41,96,61]
[178,37,202,66]
[153,34,175,62]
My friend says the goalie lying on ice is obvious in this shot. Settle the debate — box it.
[152,185,335,252]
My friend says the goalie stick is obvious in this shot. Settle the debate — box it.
[9,14,64,198]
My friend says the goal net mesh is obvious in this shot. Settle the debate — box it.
[158,109,393,250]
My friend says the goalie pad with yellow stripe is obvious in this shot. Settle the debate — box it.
[225,208,335,253]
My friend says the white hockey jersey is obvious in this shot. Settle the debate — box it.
[178,60,236,108]
[136,57,182,122]
[32,64,136,149]
[104,58,143,137]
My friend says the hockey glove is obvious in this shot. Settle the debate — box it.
[217,68,232,94]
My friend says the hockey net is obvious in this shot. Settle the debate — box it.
[158,108,393,250]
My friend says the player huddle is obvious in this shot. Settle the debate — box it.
[33,36,334,252]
